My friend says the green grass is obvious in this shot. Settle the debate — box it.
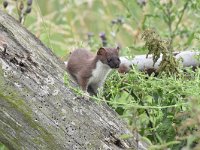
[103,67,200,149]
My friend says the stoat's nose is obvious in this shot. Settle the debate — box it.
[108,57,121,68]
[116,58,121,68]
[115,63,120,68]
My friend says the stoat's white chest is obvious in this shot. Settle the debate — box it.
[88,61,111,86]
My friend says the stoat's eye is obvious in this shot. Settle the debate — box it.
[107,58,112,62]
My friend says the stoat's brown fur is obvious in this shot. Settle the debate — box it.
[66,47,120,95]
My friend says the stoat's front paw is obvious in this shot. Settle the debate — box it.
[82,92,90,100]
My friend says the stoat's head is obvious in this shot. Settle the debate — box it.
[97,47,121,68]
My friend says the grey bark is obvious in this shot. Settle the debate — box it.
[0,10,148,150]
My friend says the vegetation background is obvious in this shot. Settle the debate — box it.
[1,0,200,149]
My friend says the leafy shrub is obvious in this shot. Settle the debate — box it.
[103,67,200,149]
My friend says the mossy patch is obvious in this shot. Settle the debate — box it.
[0,66,59,149]
[0,141,9,150]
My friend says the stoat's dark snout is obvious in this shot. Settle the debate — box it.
[108,57,121,68]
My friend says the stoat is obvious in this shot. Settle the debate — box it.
[66,47,120,95]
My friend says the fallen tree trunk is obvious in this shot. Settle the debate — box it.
[119,51,200,74]
[0,10,148,149]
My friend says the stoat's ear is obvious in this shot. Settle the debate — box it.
[116,45,120,53]
[97,47,107,56]
[116,46,120,52]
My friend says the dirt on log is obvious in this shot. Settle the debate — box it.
[0,10,149,150]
